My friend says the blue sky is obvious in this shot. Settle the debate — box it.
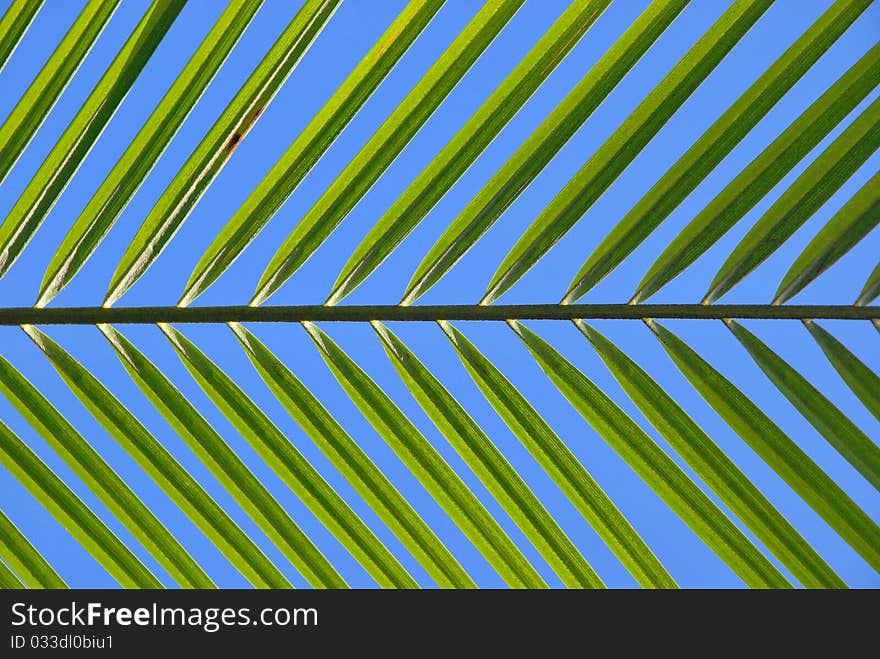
[0,0,878,588]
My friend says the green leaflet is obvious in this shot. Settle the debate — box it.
[37,0,265,307]
[230,322,474,588]
[327,0,610,305]
[576,320,842,588]
[858,261,880,306]
[103,0,341,308]
[0,557,23,589]
[100,324,343,589]
[439,320,675,587]
[0,0,185,282]
[648,320,880,571]
[483,0,773,305]
[706,95,880,304]
[0,0,120,185]
[373,321,603,588]
[0,352,210,589]
[0,0,43,73]
[804,320,880,425]
[159,323,414,589]
[0,419,160,589]
[728,320,880,491]
[775,170,880,305]
[402,0,690,306]
[22,324,289,589]
[250,0,526,307]
[177,0,446,309]
[0,507,65,589]
[510,320,789,589]
[303,321,546,588]
[564,0,872,303]
[632,42,880,304]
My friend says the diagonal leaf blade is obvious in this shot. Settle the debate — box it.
[249,0,527,307]
[576,319,843,588]
[0,507,65,589]
[0,0,186,281]
[564,0,872,303]
[23,324,290,589]
[858,261,880,307]
[373,321,603,588]
[510,320,790,588]
[0,351,211,589]
[303,321,547,588]
[177,0,446,309]
[100,323,344,588]
[103,0,341,307]
[327,0,610,305]
[0,0,44,74]
[0,555,24,589]
[230,321,474,588]
[160,323,415,589]
[37,0,266,307]
[648,320,880,571]
[0,419,161,588]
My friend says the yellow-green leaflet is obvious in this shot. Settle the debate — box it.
[0,0,185,282]
[564,0,873,303]
[249,0,526,307]
[160,323,415,589]
[402,0,690,306]
[648,320,880,571]
[576,320,842,588]
[327,0,610,305]
[0,420,161,589]
[104,0,341,307]
[23,325,289,589]
[0,554,24,588]
[373,321,603,588]
[303,321,547,588]
[483,0,773,305]
[37,0,265,308]
[0,0,44,73]
[100,324,344,589]
[0,351,210,588]
[0,0,121,185]
[510,320,790,588]
[178,0,446,309]
[230,322,474,588]
[0,507,65,589]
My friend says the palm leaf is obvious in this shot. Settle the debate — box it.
[0,0,43,74]
[0,507,65,589]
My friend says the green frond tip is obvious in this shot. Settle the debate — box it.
[160,322,413,589]
[302,320,547,588]
[401,0,690,306]
[705,94,880,304]
[0,0,120,186]
[0,0,185,283]
[21,324,294,589]
[509,319,790,589]
[0,351,211,589]
[99,323,343,589]
[647,320,880,571]
[229,321,475,588]
[483,0,773,306]
[0,507,65,589]
[563,0,873,304]
[0,419,162,589]
[438,320,676,588]
[804,320,880,425]
[249,0,526,307]
[0,0,44,74]
[775,169,880,305]
[327,0,610,305]
[576,320,843,588]
[373,321,604,588]
[632,40,880,304]
[177,0,446,310]
[104,0,342,308]
[36,0,265,308]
